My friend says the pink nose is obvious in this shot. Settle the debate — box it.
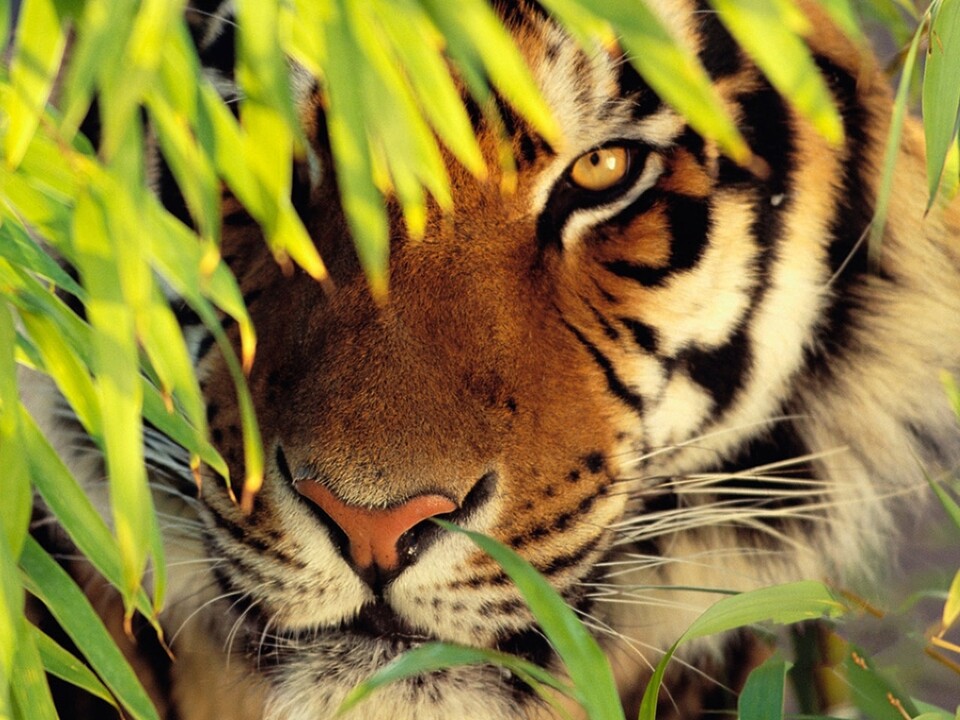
[294,482,457,570]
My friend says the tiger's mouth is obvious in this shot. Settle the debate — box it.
[346,603,432,644]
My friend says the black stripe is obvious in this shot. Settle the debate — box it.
[537,531,604,577]
[603,192,712,286]
[586,301,620,340]
[679,323,751,413]
[618,316,658,353]
[616,58,662,121]
[205,503,306,568]
[694,0,744,79]
[805,55,885,379]
[561,318,644,413]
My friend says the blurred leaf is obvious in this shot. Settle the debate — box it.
[544,0,752,164]
[322,5,390,298]
[0,523,25,694]
[20,310,103,438]
[927,471,960,531]
[0,304,31,557]
[842,642,920,720]
[19,408,159,630]
[20,536,161,720]
[943,569,960,631]
[32,625,118,709]
[421,0,560,146]
[60,0,138,137]
[709,0,844,145]
[816,0,866,43]
[739,656,789,720]
[72,186,154,606]
[0,218,85,298]
[373,0,487,179]
[923,0,960,207]
[639,581,844,720]
[3,0,75,167]
[437,521,625,720]
[869,14,925,267]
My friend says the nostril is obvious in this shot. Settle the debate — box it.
[294,481,457,572]
[277,441,499,584]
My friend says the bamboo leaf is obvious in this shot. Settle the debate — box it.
[0,522,25,689]
[32,626,119,709]
[546,0,752,163]
[9,617,58,720]
[869,16,925,266]
[420,0,561,146]
[437,521,624,720]
[322,6,390,297]
[639,581,844,720]
[72,187,152,605]
[0,218,85,298]
[709,0,844,145]
[4,0,74,167]
[738,656,788,720]
[20,537,161,720]
[373,0,487,179]
[943,569,960,631]
[923,0,960,207]
[0,304,31,557]
[842,643,920,720]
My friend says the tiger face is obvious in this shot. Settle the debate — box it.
[33,0,960,719]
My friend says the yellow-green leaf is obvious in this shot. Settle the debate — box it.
[709,0,844,145]
[923,0,960,207]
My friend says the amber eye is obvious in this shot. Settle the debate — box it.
[568,146,631,191]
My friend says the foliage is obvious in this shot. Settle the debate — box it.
[0,0,959,719]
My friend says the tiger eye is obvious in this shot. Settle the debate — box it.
[569,146,630,191]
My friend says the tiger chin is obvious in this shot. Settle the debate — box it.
[24,0,960,718]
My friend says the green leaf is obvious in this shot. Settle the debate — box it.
[709,0,844,145]
[322,5,391,297]
[339,643,573,716]
[372,0,487,179]
[0,304,31,558]
[815,0,866,43]
[9,617,58,720]
[869,14,925,266]
[738,656,788,720]
[0,524,25,688]
[71,186,153,605]
[3,0,73,167]
[926,471,960,531]
[923,0,960,206]
[19,405,159,631]
[0,218,85,298]
[32,626,119,709]
[20,536,161,720]
[943,568,960,631]
[638,581,844,720]
[421,0,560,147]
[437,521,625,720]
[842,643,920,720]
[546,0,751,164]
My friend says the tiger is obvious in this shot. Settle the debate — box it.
[22,0,960,718]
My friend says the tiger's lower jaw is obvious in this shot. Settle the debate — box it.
[213,606,561,720]
[259,640,537,720]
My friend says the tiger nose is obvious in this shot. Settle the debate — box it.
[294,481,457,571]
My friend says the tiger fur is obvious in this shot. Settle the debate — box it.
[23,0,960,718]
